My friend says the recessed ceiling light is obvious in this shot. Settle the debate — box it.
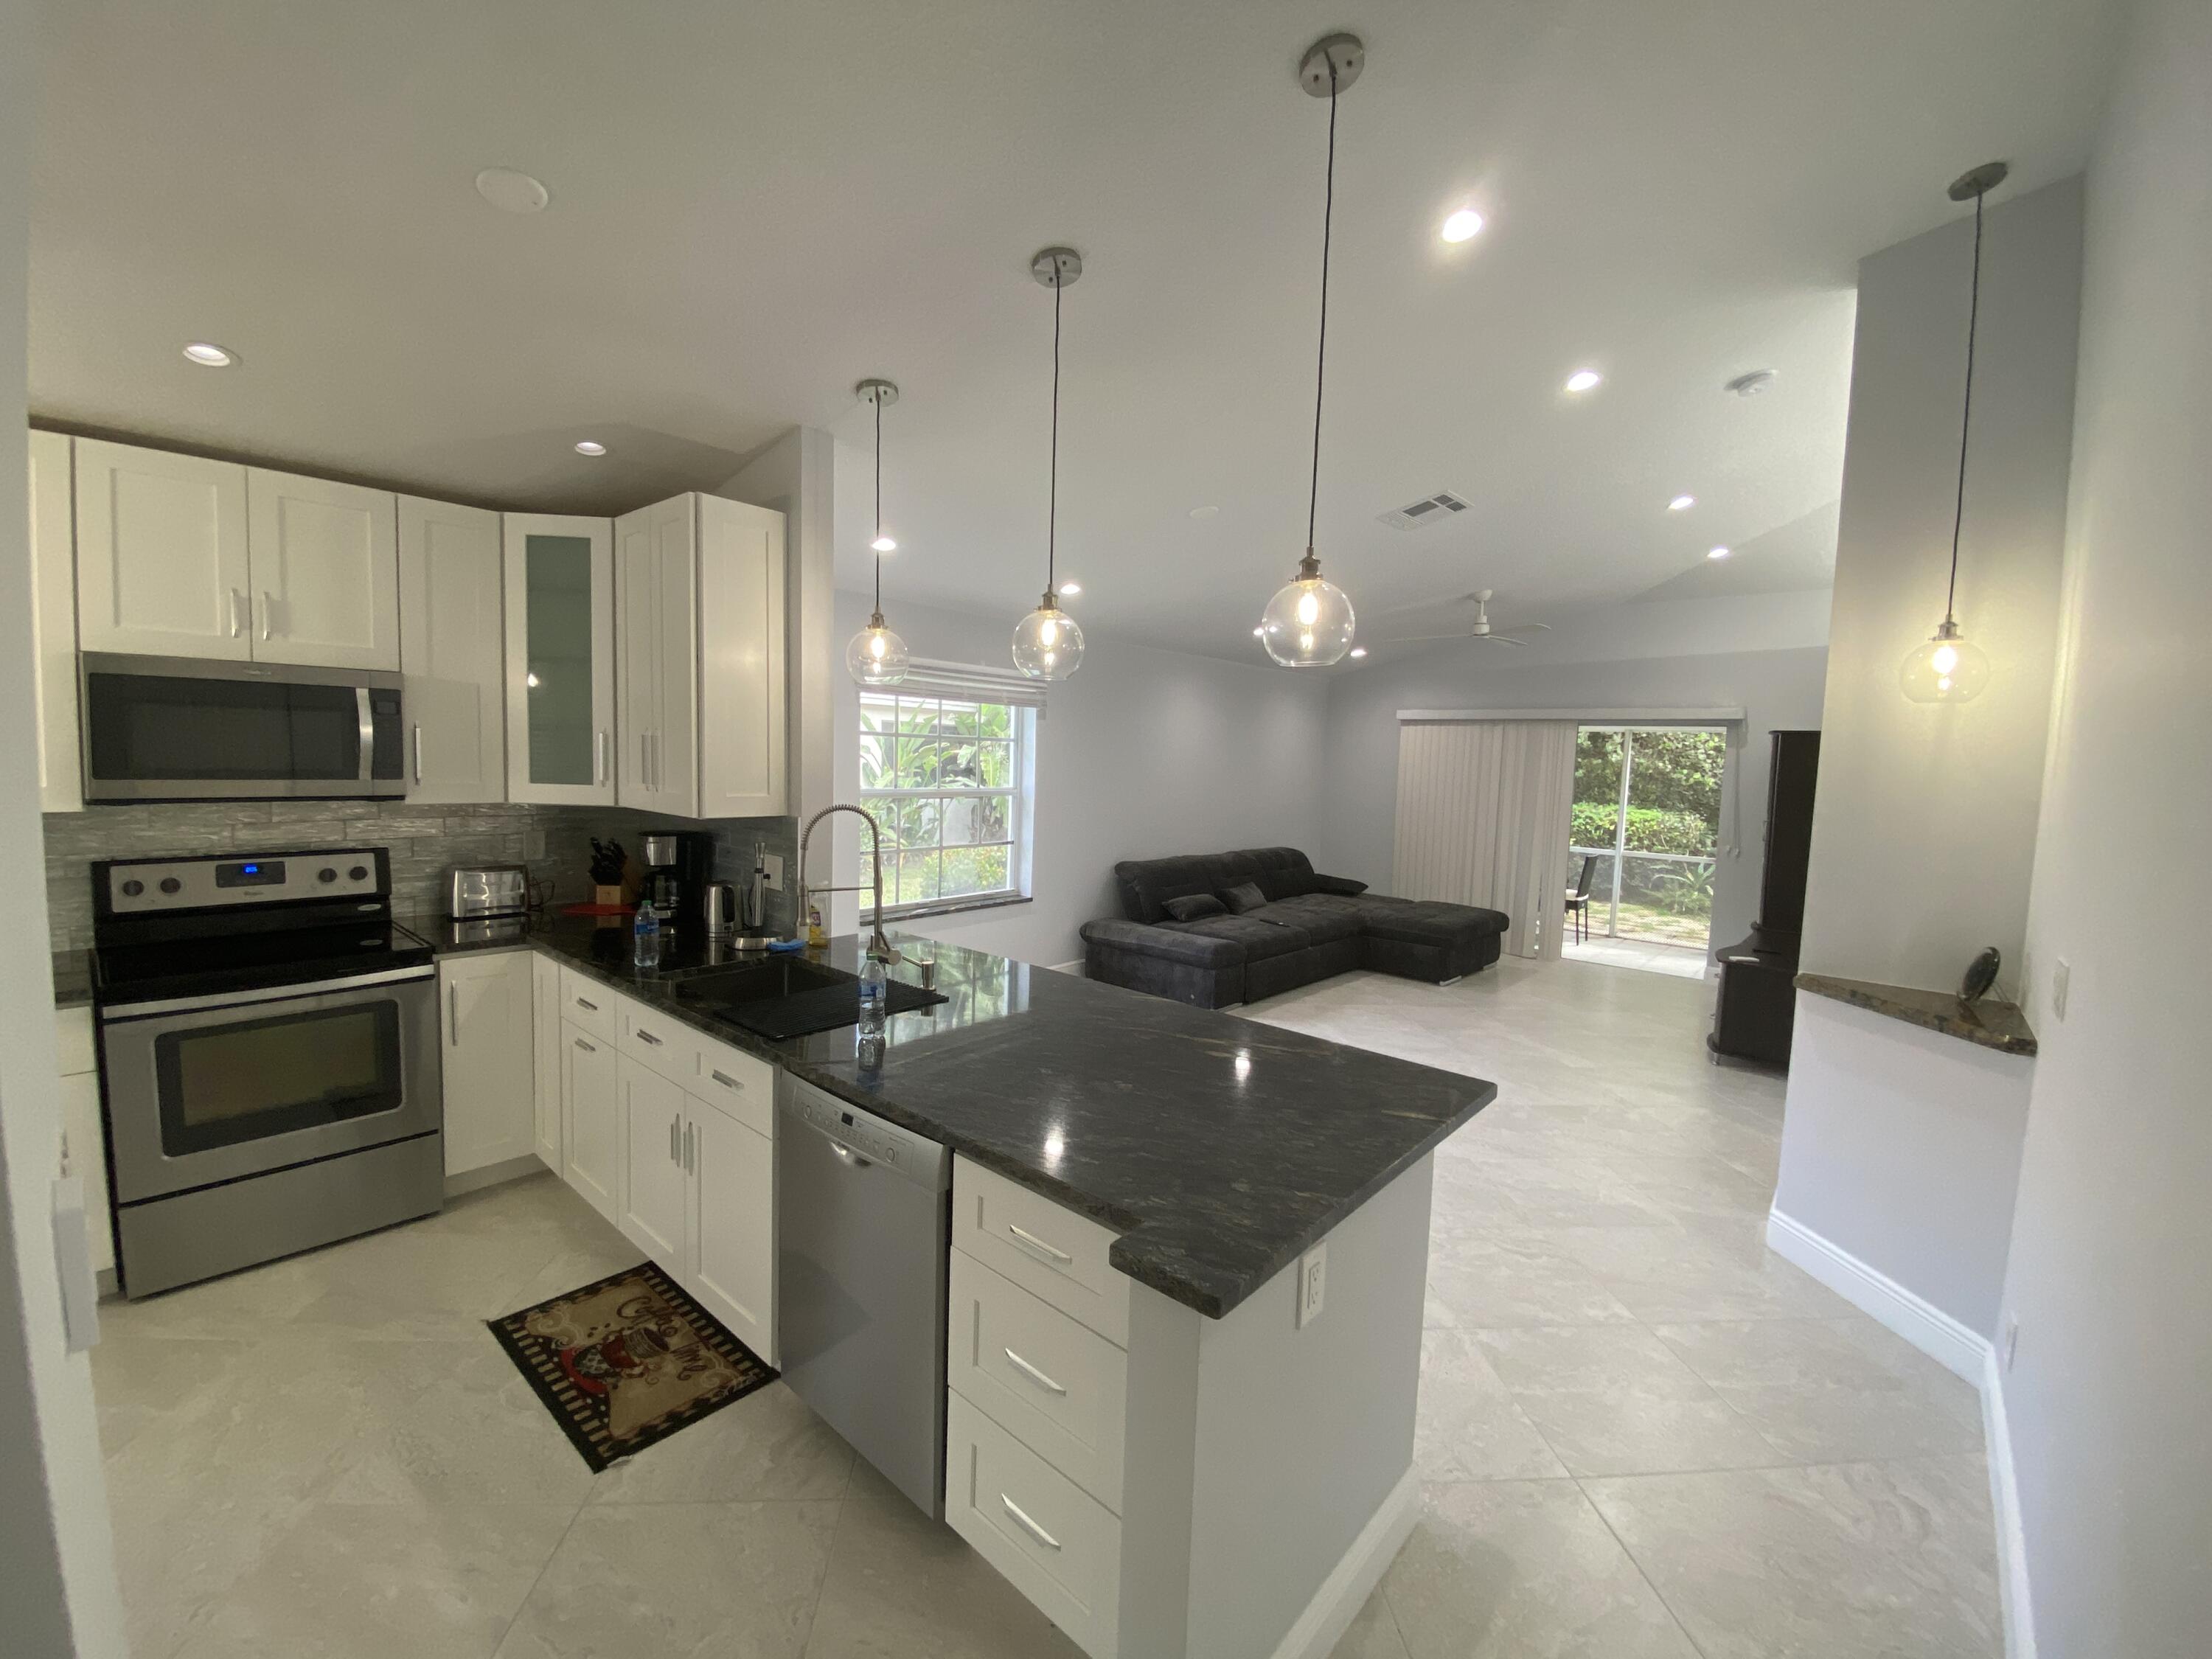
[1564,368,1602,393]
[181,342,234,367]
[869,534,897,553]
[1060,580,1081,596]
[1348,647,1368,658]
[1440,208,1484,243]
[1189,505,1220,520]
[1708,546,1731,560]
[1668,494,1696,512]
[574,440,606,456]
[1725,369,1778,397]
[475,167,549,214]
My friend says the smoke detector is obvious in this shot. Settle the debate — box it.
[1377,490,1472,531]
[1725,369,1778,397]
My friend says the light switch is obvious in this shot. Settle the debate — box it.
[1297,1242,1326,1328]
[2051,959,2070,1022]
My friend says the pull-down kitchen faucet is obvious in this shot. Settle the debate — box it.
[794,802,897,963]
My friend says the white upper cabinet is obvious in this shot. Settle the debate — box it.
[398,495,506,803]
[245,467,400,670]
[74,439,251,661]
[615,495,699,816]
[28,431,81,812]
[504,514,616,806]
[613,493,787,821]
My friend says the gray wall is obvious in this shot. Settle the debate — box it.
[44,801,800,951]
[1799,178,2081,996]
[830,591,1332,967]
[1316,630,1832,963]
[1998,1,2212,1650]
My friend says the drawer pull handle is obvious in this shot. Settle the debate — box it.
[1006,1223,1074,1265]
[709,1069,742,1091]
[574,1037,597,1053]
[999,1495,1062,1551]
[575,996,599,1012]
[1003,1348,1068,1396]
[637,1029,662,1046]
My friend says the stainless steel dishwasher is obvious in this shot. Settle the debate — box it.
[776,1076,952,1517]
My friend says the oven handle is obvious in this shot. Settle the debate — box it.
[100,964,437,1022]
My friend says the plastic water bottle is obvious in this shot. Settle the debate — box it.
[632,905,661,970]
[858,953,888,1034]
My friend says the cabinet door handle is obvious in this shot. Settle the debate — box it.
[670,1118,679,1164]
[574,1036,597,1053]
[229,587,246,638]
[1002,1347,1068,1396]
[1006,1223,1074,1265]
[709,1069,742,1091]
[259,591,274,641]
[412,724,425,785]
[999,1495,1061,1551]
[447,984,459,1045]
[636,1029,662,1047]
[595,730,608,787]
[684,1121,696,1173]
[574,996,598,1012]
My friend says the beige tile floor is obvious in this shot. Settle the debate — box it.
[87,954,2000,1658]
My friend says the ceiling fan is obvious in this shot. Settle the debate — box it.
[1371,590,1552,649]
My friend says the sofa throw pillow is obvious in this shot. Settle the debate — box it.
[1219,881,1269,915]
[1163,893,1226,922]
[1310,874,1369,896]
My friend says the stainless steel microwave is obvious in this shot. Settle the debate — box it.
[81,653,407,803]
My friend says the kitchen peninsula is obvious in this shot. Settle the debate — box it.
[435,915,1495,1659]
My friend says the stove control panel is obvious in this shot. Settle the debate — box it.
[102,850,386,915]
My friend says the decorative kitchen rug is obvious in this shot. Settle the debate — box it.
[487,1260,776,1472]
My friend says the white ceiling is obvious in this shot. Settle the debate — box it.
[31,1,2119,663]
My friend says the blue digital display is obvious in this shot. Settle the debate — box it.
[214,860,286,889]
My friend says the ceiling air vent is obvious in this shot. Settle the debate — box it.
[1377,491,1472,531]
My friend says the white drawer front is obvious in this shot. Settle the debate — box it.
[688,1033,773,1138]
[618,998,695,1088]
[55,1007,97,1077]
[559,967,619,1044]
[953,1157,1130,1349]
[945,1391,1121,1659]
[949,1250,1128,1514]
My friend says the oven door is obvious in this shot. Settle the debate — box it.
[100,966,441,1203]
[80,652,406,801]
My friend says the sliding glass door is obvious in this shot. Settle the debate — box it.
[1570,726,1726,950]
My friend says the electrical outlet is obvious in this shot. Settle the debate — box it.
[1297,1242,1326,1328]
[761,853,785,891]
[2051,959,2070,1022]
[2004,1317,2020,1371]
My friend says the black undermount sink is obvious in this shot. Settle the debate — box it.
[671,956,947,1040]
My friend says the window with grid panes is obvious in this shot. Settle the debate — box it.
[858,690,1027,913]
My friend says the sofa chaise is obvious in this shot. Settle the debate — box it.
[1079,846,1509,1009]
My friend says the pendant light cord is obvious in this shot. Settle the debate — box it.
[1945,187,1985,625]
[1047,273,1062,594]
[872,393,884,616]
[1307,64,1339,554]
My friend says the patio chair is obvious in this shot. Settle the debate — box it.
[1565,855,1597,944]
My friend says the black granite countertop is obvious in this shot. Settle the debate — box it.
[52,950,93,1010]
[409,911,1496,1319]
[1796,972,2039,1057]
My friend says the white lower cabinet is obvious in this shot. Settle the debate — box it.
[561,1020,620,1223]
[55,1008,111,1280]
[439,952,536,1177]
[686,1094,774,1360]
[617,1057,689,1262]
[531,954,564,1171]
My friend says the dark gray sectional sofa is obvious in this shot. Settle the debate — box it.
[1079,846,1509,1009]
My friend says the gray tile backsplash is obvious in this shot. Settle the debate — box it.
[43,801,798,951]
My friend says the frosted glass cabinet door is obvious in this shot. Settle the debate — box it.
[502,513,614,805]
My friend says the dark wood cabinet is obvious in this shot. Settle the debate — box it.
[1710,730,1820,1066]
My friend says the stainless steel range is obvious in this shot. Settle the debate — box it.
[92,848,444,1298]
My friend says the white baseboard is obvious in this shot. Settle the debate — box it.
[1045,958,1088,976]
[1268,1462,1419,1659]
[1764,1208,1990,1383]
[1982,1348,2037,1659]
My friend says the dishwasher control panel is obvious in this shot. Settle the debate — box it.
[779,1079,950,1189]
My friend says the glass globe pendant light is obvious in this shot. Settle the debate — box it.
[1901,161,2006,705]
[845,378,910,686]
[1012,247,1085,681]
[1260,33,1364,669]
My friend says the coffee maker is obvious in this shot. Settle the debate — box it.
[638,831,715,935]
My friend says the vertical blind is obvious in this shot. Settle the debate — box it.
[1393,720,1579,960]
